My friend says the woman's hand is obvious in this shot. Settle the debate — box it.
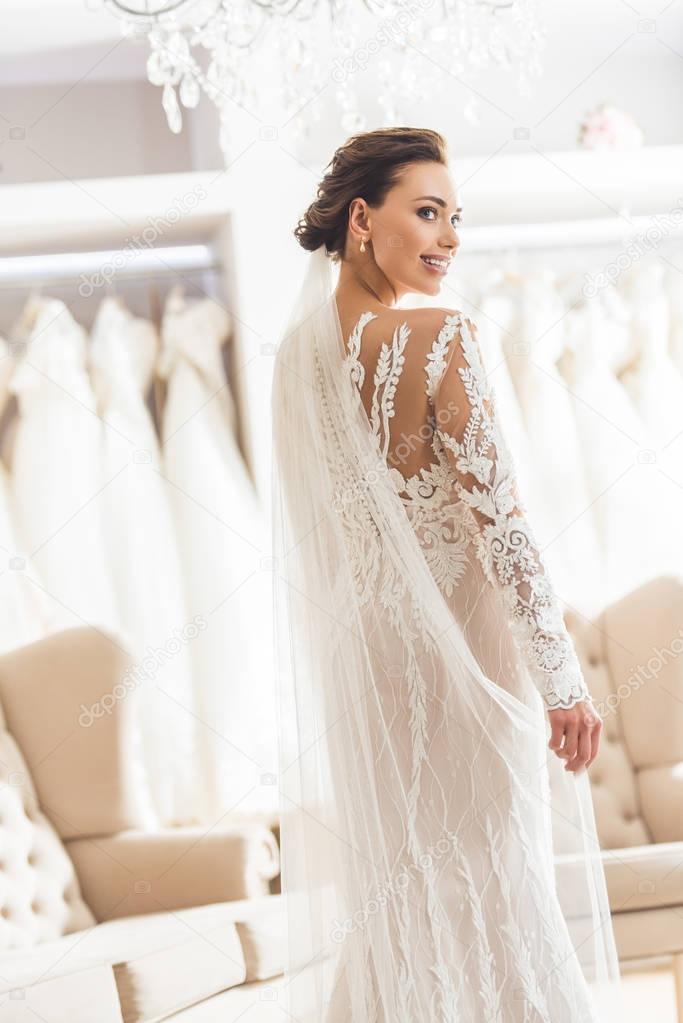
[547,699,602,773]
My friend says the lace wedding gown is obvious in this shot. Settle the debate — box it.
[343,306,591,710]
[272,248,622,1023]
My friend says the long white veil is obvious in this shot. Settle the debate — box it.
[271,244,625,1021]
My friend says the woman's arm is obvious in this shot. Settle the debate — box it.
[428,310,602,770]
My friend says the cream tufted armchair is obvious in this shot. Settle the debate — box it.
[0,626,284,1023]
[565,574,683,1018]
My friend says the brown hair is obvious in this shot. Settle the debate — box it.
[293,127,448,262]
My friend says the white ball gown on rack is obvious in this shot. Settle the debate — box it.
[511,272,604,615]
[8,296,118,631]
[90,295,199,826]
[159,286,277,821]
[619,264,683,579]
[560,292,654,604]
[0,333,55,652]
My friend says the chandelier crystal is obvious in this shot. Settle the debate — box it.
[106,0,545,162]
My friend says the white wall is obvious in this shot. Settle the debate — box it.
[0,3,681,180]
[0,80,201,185]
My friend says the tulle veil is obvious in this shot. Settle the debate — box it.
[271,243,625,1021]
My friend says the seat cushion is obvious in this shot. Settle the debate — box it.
[163,975,290,1022]
[114,921,244,1023]
[0,963,123,1023]
[0,895,283,1023]
[601,841,683,912]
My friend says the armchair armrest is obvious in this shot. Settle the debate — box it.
[65,824,279,922]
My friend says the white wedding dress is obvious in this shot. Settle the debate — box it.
[559,293,657,603]
[90,295,199,825]
[159,286,277,820]
[619,265,683,579]
[8,296,118,631]
[0,334,56,652]
[508,273,604,614]
[272,248,623,1023]
[664,262,683,376]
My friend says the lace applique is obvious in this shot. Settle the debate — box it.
[433,315,591,711]
[390,462,476,598]
[345,310,376,391]
[425,311,463,401]
[370,321,411,459]
[341,308,589,710]
[335,329,441,852]
[345,313,476,595]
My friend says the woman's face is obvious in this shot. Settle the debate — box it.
[352,161,462,300]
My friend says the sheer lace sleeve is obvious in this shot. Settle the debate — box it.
[431,311,591,711]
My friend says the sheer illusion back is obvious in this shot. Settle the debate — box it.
[336,300,591,712]
[339,306,449,489]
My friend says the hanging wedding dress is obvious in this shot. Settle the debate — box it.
[159,286,277,821]
[90,295,199,826]
[664,262,683,376]
[559,291,656,603]
[0,333,56,652]
[271,247,624,1022]
[619,264,683,579]
[509,272,604,615]
[8,296,118,631]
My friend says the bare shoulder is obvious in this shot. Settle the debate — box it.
[399,306,477,345]
[400,305,463,329]
[338,303,475,371]
[400,309,485,404]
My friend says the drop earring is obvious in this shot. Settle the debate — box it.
[360,237,366,253]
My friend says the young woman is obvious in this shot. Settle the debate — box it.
[271,126,623,1022]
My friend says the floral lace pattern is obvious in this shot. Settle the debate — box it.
[343,309,591,711]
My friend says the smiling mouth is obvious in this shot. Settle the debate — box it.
[420,255,450,273]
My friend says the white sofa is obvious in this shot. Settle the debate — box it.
[0,626,284,1022]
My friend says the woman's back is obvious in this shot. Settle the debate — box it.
[335,299,592,713]
[335,302,460,489]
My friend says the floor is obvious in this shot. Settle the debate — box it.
[166,961,679,1020]
[620,960,677,1022]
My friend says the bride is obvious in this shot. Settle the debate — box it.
[271,127,624,1021]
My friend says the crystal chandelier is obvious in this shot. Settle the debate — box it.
[106,0,545,163]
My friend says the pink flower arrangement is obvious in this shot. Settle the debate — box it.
[578,103,644,150]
